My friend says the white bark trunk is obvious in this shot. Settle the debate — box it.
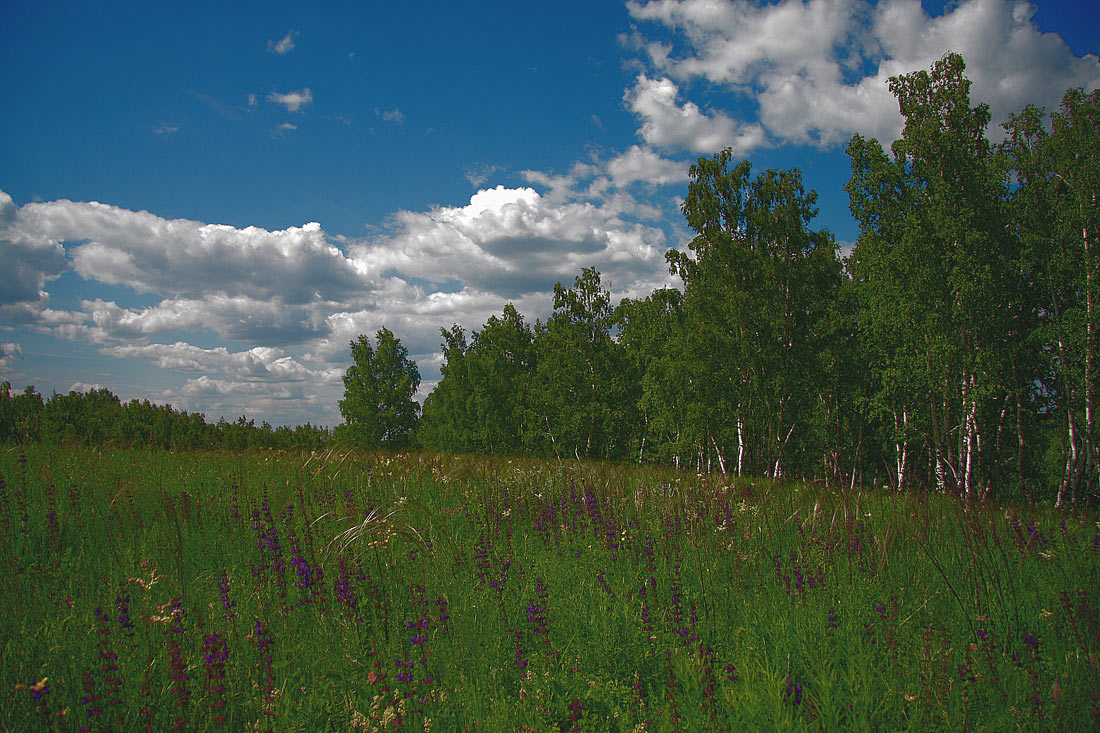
[736,417,745,477]
[712,436,727,474]
[894,409,909,492]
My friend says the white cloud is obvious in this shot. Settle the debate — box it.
[0,190,69,306]
[268,88,313,112]
[375,107,405,124]
[59,295,336,346]
[105,342,339,383]
[153,124,179,135]
[626,74,767,153]
[268,31,297,55]
[607,145,691,188]
[347,185,668,299]
[0,342,22,376]
[465,164,503,187]
[12,199,363,304]
[169,375,342,425]
[627,0,1100,147]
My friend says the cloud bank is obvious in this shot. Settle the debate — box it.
[626,0,1100,150]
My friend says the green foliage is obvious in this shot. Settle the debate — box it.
[420,304,535,456]
[529,267,635,461]
[1002,87,1100,505]
[338,327,421,448]
[666,154,842,478]
[0,381,330,451]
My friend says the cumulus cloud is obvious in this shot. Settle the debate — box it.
[627,0,1100,147]
[607,145,692,188]
[0,342,22,376]
[169,375,342,425]
[627,74,767,153]
[61,295,334,346]
[268,30,297,55]
[105,342,339,383]
[12,199,364,304]
[347,185,668,299]
[268,88,313,112]
[0,190,69,306]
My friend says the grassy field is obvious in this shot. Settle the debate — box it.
[1,445,1097,730]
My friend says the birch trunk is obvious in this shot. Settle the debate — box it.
[712,436,727,474]
[1084,223,1095,493]
[736,417,745,477]
[894,409,909,492]
[962,371,977,500]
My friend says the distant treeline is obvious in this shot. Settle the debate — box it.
[409,55,1098,506]
[0,381,330,451]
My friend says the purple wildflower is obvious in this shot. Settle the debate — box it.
[217,570,236,620]
[253,620,277,721]
[784,675,803,706]
[203,632,229,724]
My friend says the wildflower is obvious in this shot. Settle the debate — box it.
[435,595,449,632]
[23,676,58,727]
[94,607,123,714]
[253,620,278,720]
[568,698,583,731]
[217,570,236,620]
[783,675,803,706]
[79,667,102,722]
[203,632,230,723]
[115,590,135,636]
[526,579,551,651]
[335,557,362,622]
[165,598,190,730]
[30,677,49,698]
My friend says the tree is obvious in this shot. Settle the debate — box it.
[338,327,421,448]
[615,288,684,464]
[1002,87,1100,505]
[529,267,632,460]
[847,52,1020,497]
[668,153,840,477]
[419,304,536,456]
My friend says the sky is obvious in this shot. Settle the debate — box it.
[2,0,1099,428]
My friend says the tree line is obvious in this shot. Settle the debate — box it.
[342,54,1097,505]
[0,381,330,451]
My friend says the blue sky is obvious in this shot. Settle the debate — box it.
[2,0,1099,427]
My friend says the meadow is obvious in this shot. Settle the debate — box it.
[1,446,1097,731]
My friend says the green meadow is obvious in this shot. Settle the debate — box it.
[1,446,1097,730]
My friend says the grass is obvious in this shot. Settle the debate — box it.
[1,445,1097,730]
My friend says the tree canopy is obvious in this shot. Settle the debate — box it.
[337,327,421,448]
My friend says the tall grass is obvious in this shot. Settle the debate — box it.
[1,445,1097,730]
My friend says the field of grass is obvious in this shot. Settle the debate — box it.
[1,445,1097,730]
